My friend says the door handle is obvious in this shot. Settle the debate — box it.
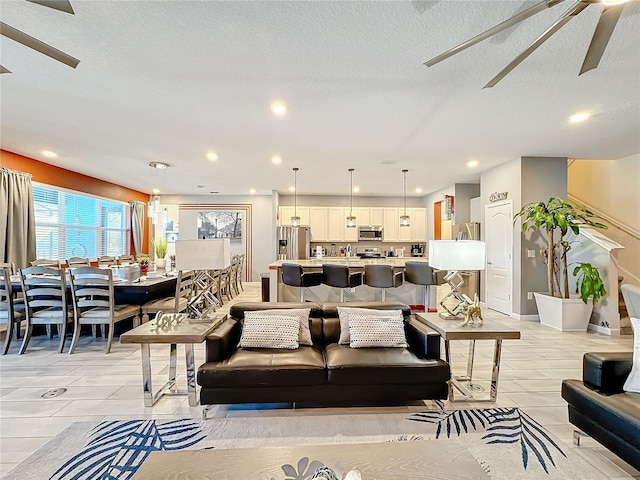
[487,262,493,265]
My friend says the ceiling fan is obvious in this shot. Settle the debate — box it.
[424,0,634,88]
[0,0,79,74]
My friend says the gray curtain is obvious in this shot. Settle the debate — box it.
[131,201,145,256]
[0,167,36,269]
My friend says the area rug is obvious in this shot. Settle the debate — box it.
[5,406,606,480]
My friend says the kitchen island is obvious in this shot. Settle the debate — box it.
[268,257,434,305]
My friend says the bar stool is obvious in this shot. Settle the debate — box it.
[282,263,323,302]
[404,261,438,311]
[364,264,403,301]
[322,264,363,302]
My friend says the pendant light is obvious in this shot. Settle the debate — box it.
[346,168,356,228]
[291,167,301,226]
[400,169,410,227]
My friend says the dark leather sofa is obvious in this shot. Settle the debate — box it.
[561,352,639,470]
[198,301,450,406]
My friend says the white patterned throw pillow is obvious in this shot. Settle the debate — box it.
[239,313,300,349]
[337,307,404,344]
[348,311,408,348]
[623,317,640,393]
[251,308,313,345]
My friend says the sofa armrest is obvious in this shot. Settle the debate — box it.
[583,352,633,393]
[205,318,240,363]
[406,316,441,360]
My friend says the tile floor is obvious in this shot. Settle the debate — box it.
[0,282,638,478]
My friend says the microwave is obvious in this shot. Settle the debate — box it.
[358,226,384,241]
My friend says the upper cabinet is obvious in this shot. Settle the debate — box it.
[278,206,426,242]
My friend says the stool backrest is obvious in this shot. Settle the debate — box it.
[404,262,435,286]
[282,263,304,287]
[322,264,350,288]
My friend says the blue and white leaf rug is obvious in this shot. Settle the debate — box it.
[4,407,607,480]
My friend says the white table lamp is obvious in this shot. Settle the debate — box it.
[429,240,486,319]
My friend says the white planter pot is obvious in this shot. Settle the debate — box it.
[155,258,166,269]
[533,292,593,332]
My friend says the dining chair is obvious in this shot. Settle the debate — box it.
[141,270,195,323]
[69,266,140,353]
[237,254,246,291]
[98,255,117,266]
[1,267,26,354]
[230,255,241,296]
[0,262,17,274]
[219,266,234,302]
[30,258,61,267]
[19,266,74,354]
[117,254,135,265]
[65,257,92,268]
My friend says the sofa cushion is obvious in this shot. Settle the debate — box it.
[348,312,407,348]
[562,379,640,451]
[248,308,313,346]
[239,313,300,350]
[324,343,450,385]
[336,306,404,344]
[198,346,326,388]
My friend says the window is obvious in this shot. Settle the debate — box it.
[33,184,130,260]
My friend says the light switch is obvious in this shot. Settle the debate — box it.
[527,250,536,258]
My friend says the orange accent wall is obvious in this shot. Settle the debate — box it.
[1,149,150,256]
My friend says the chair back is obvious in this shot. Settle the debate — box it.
[66,257,91,268]
[118,254,135,265]
[20,266,69,317]
[282,263,304,288]
[404,261,436,286]
[364,264,394,288]
[69,267,116,319]
[621,284,640,319]
[98,255,117,266]
[0,262,16,274]
[31,258,60,267]
[322,264,350,288]
[173,271,195,310]
[0,267,16,321]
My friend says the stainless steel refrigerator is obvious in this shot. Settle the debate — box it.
[452,222,481,300]
[277,226,311,260]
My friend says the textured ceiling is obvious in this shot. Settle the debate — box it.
[1,0,639,197]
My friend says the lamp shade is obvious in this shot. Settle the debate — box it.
[175,239,231,270]
[428,240,486,271]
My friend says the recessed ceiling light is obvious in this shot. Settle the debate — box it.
[197,185,205,188]
[42,150,57,158]
[249,188,256,194]
[467,160,479,168]
[415,187,423,194]
[569,111,591,123]
[288,186,295,192]
[353,186,360,193]
[148,162,169,169]
[206,151,218,161]
[152,188,160,194]
[270,101,288,117]
[271,155,282,165]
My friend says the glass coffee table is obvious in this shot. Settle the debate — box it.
[416,313,521,402]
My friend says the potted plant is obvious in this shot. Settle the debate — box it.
[137,256,150,274]
[514,197,607,331]
[152,236,169,269]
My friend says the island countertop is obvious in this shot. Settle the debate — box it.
[268,257,429,269]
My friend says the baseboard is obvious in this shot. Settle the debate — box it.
[587,323,619,336]
[511,313,540,322]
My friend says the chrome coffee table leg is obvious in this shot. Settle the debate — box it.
[185,344,198,406]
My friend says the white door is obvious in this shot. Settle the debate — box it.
[485,201,513,315]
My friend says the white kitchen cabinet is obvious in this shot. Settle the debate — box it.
[279,207,310,226]
[310,207,328,241]
[410,208,427,241]
[327,207,345,241]
[355,208,370,226]
[370,208,384,226]
[345,215,358,242]
[398,209,412,242]
[383,208,399,242]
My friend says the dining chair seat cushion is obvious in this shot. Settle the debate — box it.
[142,296,189,312]
[81,304,140,319]
[32,307,73,319]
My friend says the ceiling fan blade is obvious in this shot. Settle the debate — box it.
[0,22,79,68]
[579,3,624,75]
[24,0,74,15]
[483,1,589,88]
[424,0,566,67]
[1,65,12,74]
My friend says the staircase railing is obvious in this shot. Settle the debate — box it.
[568,193,640,240]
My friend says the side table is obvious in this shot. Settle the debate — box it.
[120,314,226,406]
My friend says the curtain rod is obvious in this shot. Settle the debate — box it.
[0,166,33,178]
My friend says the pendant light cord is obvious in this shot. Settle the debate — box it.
[293,167,299,217]
[349,168,354,216]
[402,169,408,216]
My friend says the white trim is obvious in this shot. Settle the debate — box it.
[587,323,619,336]
[568,193,640,240]
[511,313,540,322]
